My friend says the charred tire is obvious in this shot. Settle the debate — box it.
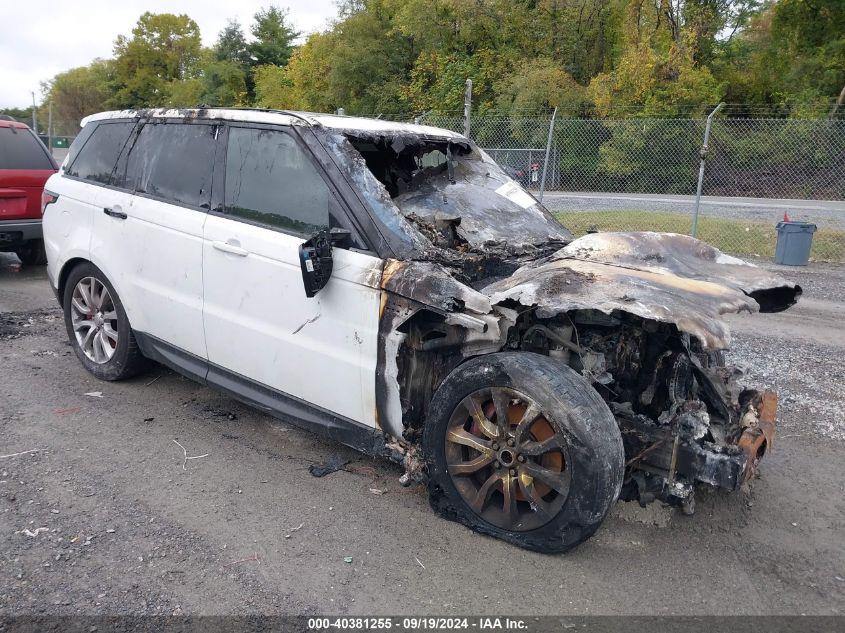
[16,239,47,266]
[62,262,146,381]
[423,352,624,553]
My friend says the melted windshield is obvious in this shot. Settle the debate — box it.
[345,134,572,252]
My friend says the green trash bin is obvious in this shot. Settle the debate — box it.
[774,221,816,266]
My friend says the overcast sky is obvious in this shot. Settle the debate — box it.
[0,0,340,108]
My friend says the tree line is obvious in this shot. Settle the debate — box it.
[4,0,844,135]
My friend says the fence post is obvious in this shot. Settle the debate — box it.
[31,91,37,133]
[463,79,472,139]
[691,102,724,237]
[539,107,558,203]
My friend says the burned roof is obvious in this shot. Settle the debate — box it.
[80,108,466,143]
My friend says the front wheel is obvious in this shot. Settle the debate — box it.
[423,352,624,553]
[63,262,146,381]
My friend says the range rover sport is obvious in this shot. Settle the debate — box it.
[43,109,799,552]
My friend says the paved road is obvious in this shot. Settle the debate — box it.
[1,253,843,616]
[542,192,845,229]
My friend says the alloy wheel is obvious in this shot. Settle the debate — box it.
[70,276,119,364]
[444,387,571,532]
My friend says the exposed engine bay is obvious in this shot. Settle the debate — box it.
[514,312,777,512]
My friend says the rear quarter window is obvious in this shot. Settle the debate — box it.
[0,126,56,170]
[66,121,135,184]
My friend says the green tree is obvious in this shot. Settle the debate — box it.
[215,19,251,66]
[253,64,296,109]
[248,6,301,68]
[277,32,338,111]
[714,0,844,109]
[111,12,203,108]
[202,60,249,106]
[40,59,113,134]
[166,78,204,107]
[496,58,590,116]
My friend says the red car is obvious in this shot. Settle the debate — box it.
[0,116,58,264]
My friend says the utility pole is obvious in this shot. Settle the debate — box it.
[47,101,53,154]
[463,79,472,139]
[31,91,37,132]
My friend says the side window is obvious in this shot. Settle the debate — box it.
[224,127,330,235]
[115,122,216,209]
[65,122,134,184]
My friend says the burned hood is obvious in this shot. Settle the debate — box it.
[393,152,572,251]
[481,232,801,351]
[559,232,801,312]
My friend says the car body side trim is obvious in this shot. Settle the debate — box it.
[134,331,388,457]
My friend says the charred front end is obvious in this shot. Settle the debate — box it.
[374,232,799,512]
[316,122,799,514]
[515,310,779,512]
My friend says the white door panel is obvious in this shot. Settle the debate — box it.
[122,195,207,358]
[90,190,207,359]
[203,214,381,427]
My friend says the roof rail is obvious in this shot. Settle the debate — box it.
[225,107,315,126]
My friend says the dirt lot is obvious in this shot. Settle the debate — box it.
[1,252,844,616]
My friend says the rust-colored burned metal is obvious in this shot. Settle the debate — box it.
[381,258,491,315]
[484,232,803,351]
[738,390,777,481]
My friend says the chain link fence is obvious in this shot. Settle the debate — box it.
[47,110,845,262]
[415,111,845,263]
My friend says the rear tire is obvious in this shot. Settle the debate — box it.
[16,239,47,266]
[423,352,624,553]
[63,262,146,381]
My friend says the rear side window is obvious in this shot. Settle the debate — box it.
[0,126,56,170]
[224,127,330,235]
[115,122,216,209]
[66,122,134,184]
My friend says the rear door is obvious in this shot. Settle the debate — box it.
[93,119,219,365]
[202,123,382,427]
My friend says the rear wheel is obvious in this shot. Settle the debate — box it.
[63,262,146,381]
[15,239,47,266]
[423,352,624,553]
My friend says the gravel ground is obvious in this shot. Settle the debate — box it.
[543,192,845,229]
[1,253,844,617]
[724,260,845,440]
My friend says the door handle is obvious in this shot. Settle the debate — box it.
[103,207,127,220]
[212,240,249,257]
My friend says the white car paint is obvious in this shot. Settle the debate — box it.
[47,110,386,429]
[91,186,207,360]
[202,213,382,427]
[43,176,96,291]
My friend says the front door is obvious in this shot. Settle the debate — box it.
[202,124,382,428]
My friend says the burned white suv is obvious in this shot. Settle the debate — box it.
[43,109,799,552]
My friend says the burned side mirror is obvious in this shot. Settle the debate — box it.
[298,228,352,297]
[299,229,334,298]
